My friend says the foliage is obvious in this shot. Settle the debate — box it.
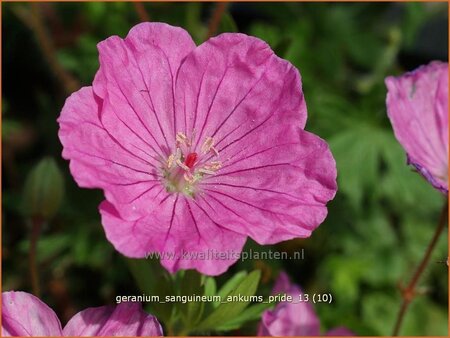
[2,2,447,336]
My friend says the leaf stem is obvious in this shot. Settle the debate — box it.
[29,216,44,297]
[206,2,228,39]
[133,2,150,22]
[392,199,448,335]
[12,3,79,95]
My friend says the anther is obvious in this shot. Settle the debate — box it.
[201,137,215,154]
[176,132,190,147]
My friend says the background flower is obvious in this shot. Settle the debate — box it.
[58,22,337,275]
[1,291,163,337]
[258,273,353,336]
[385,61,448,193]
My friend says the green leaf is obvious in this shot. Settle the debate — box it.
[362,292,397,335]
[196,270,261,332]
[203,276,217,297]
[378,134,442,213]
[215,302,272,331]
[179,270,205,327]
[329,125,381,208]
[126,258,174,324]
[215,271,248,307]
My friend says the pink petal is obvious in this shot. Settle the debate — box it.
[174,33,336,244]
[258,273,321,336]
[91,23,196,220]
[100,199,247,275]
[62,302,163,336]
[175,33,307,149]
[2,291,63,336]
[198,128,337,244]
[326,327,354,336]
[58,87,161,219]
[385,61,448,193]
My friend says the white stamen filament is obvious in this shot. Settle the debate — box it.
[176,159,190,171]
[201,137,214,154]
[176,132,190,147]
[183,171,195,183]
[166,154,175,169]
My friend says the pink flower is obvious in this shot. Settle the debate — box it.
[1,291,163,337]
[58,23,337,275]
[258,273,353,336]
[385,61,448,194]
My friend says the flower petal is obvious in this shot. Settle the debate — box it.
[62,302,163,336]
[94,22,196,159]
[258,273,321,336]
[199,127,337,244]
[385,61,448,193]
[175,33,307,151]
[174,33,335,243]
[2,291,63,336]
[88,23,196,220]
[100,196,247,275]
[58,87,162,220]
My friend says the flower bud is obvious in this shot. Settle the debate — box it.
[22,157,65,219]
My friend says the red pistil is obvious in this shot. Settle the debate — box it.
[184,152,198,169]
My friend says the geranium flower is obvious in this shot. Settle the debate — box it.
[258,273,353,336]
[385,61,448,194]
[58,22,337,275]
[1,291,162,336]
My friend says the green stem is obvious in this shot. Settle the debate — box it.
[29,216,44,297]
[392,199,448,335]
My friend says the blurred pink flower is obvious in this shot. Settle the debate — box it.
[58,23,337,275]
[1,291,162,337]
[258,273,353,336]
[385,61,448,194]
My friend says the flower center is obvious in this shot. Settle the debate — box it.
[162,132,221,197]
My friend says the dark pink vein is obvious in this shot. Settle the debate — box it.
[211,66,269,139]
[204,188,293,220]
[186,199,202,243]
[193,67,230,150]
[164,194,179,244]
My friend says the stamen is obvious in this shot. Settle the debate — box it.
[208,161,222,170]
[176,159,190,171]
[199,161,222,175]
[210,146,219,157]
[175,147,182,159]
[198,168,216,175]
[176,132,190,147]
[183,171,195,183]
[167,154,175,169]
[201,137,214,154]
[163,132,223,197]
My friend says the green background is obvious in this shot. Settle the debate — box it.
[2,2,448,336]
